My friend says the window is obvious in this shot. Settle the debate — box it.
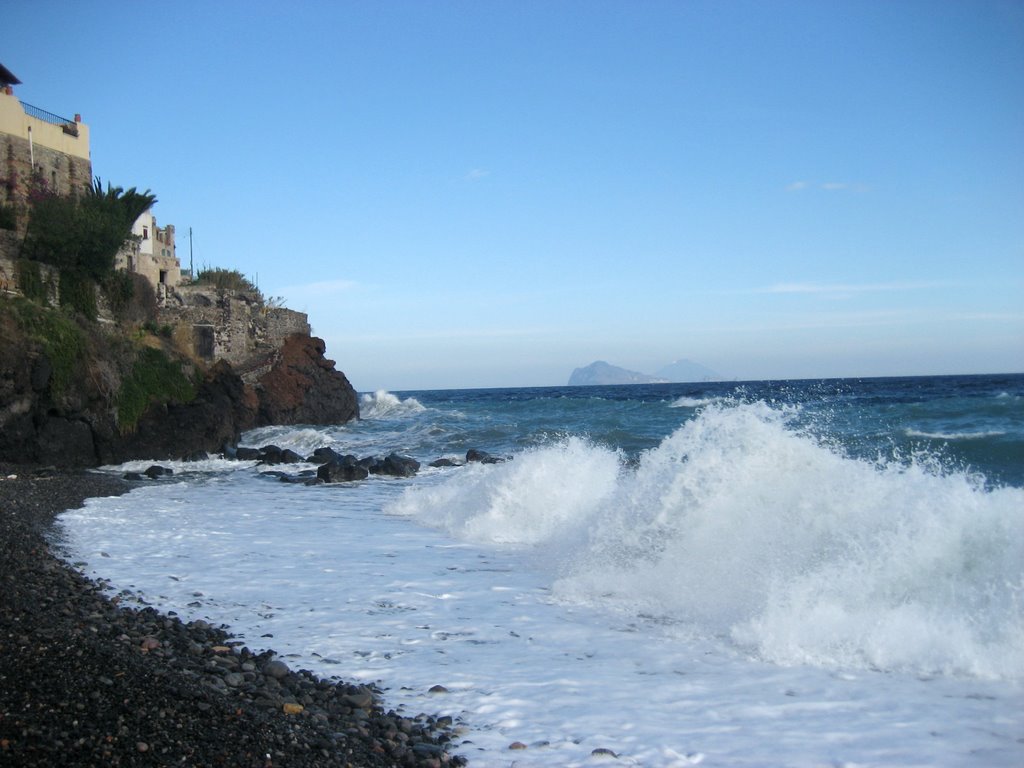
[142,227,149,239]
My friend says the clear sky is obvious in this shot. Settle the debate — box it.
[5,0,1023,391]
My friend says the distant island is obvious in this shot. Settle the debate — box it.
[568,359,720,386]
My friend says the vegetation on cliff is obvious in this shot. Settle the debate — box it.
[5,297,87,396]
[18,175,155,319]
[193,266,259,294]
[1,179,358,466]
[116,345,198,433]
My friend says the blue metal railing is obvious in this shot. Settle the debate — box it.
[20,101,79,136]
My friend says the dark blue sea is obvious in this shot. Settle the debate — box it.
[395,372,1024,489]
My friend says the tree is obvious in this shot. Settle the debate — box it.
[21,177,157,280]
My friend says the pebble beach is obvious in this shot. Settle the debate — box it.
[0,464,464,767]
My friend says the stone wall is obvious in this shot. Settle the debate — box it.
[1,100,92,236]
[157,285,310,380]
[0,246,61,306]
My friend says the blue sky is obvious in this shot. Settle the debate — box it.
[5,0,1023,390]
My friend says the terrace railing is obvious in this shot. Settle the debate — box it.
[20,101,79,137]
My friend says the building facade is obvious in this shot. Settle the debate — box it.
[115,210,182,298]
[0,64,92,236]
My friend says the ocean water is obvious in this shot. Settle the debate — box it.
[56,374,1024,766]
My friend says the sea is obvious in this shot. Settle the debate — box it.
[56,373,1024,767]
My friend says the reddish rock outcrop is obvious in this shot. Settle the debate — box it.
[253,334,359,427]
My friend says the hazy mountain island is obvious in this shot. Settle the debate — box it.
[568,359,719,386]
[568,361,663,386]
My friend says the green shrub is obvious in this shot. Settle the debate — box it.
[21,177,156,281]
[102,269,135,319]
[58,268,98,320]
[0,204,15,231]
[8,299,85,396]
[116,346,196,433]
[16,258,47,304]
[194,266,259,294]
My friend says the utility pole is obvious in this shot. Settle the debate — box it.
[189,227,194,278]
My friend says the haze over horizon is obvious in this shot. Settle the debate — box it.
[5,1,1022,391]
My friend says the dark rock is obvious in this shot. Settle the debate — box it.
[466,448,504,464]
[258,444,283,463]
[144,465,173,479]
[379,453,420,478]
[29,355,52,392]
[317,459,369,483]
[308,446,342,464]
[235,446,261,461]
[37,417,96,467]
[263,659,290,679]
[106,360,257,465]
[359,456,384,473]
[429,458,461,468]
[254,335,359,427]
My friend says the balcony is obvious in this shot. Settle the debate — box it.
[20,101,79,137]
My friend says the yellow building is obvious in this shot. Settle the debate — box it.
[2,63,181,299]
[0,63,92,234]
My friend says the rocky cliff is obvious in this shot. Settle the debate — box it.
[0,299,359,467]
[253,334,359,427]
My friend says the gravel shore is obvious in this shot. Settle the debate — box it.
[0,464,465,767]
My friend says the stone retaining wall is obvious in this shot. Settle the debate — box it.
[157,285,310,371]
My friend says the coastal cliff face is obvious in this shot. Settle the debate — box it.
[0,300,359,467]
[253,334,359,427]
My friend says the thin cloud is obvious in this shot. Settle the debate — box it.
[755,280,944,295]
[464,168,490,181]
[354,325,552,343]
[707,308,924,334]
[951,311,1024,322]
[785,180,868,192]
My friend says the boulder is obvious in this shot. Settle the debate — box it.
[466,448,504,464]
[256,445,302,464]
[317,457,369,483]
[254,335,359,427]
[429,458,461,468]
[378,453,420,478]
[308,446,342,465]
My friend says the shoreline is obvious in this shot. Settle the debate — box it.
[0,463,464,767]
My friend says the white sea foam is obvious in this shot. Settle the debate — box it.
[360,390,426,419]
[668,395,728,408]
[394,402,1024,680]
[102,456,252,474]
[388,436,620,546]
[241,425,333,457]
[905,428,1007,440]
